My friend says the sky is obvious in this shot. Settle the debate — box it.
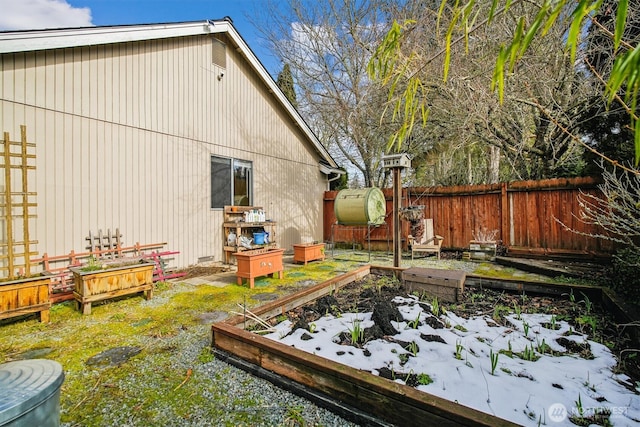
[264,295,640,426]
[0,0,280,75]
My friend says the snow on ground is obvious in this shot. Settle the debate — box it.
[264,295,640,426]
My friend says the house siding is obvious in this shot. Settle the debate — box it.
[0,32,326,268]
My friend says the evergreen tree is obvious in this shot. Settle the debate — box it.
[276,63,297,108]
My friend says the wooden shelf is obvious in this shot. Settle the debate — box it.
[223,206,277,264]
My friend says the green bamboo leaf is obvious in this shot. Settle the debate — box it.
[443,8,462,81]
[387,133,399,152]
[464,19,470,54]
[462,0,475,20]
[541,1,565,36]
[509,17,525,70]
[437,0,449,31]
[607,46,640,102]
[519,5,547,57]
[567,1,601,62]
[406,113,416,142]
[421,105,429,126]
[492,45,507,103]
[443,31,453,81]
[397,124,407,149]
[614,0,628,50]
[635,119,640,166]
[404,86,414,119]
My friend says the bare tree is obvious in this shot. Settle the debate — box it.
[254,0,404,187]
[370,1,594,185]
[565,163,640,252]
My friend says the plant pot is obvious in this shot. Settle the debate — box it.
[468,240,498,261]
[0,275,51,323]
[69,259,154,314]
[235,248,284,289]
[399,206,425,222]
[293,243,325,265]
[253,232,266,245]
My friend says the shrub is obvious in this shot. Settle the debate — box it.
[606,247,640,307]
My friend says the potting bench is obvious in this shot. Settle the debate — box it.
[223,206,277,264]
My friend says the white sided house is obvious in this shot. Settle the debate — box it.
[0,19,342,270]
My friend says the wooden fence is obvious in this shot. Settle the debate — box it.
[323,177,616,259]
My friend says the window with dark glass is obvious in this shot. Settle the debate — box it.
[211,156,252,208]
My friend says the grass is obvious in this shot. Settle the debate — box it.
[0,251,584,425]
[0,258,360,426]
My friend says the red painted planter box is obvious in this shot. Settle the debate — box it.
[235,248,284,289]
[293,243,325,265]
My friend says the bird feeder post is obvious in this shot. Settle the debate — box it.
[382,153,411,268]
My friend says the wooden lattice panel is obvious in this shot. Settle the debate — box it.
[0,126,38,279]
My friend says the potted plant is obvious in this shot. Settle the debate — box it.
[292,242,326,265]
[235,248,284,289]
[469,228,500,261]
[0,273,51,323]
[69,257,155,314]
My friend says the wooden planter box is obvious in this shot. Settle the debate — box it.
[69,260,154,314]
[468,240,498,261]
[0,276,51,323]
[292,243,325,265]
[402,267,466,303]
[235,248,284,289]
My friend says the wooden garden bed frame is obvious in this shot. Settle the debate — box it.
[213,265,515,426]
[211,265,639,427]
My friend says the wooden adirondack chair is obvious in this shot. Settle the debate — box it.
[408,218,444,260]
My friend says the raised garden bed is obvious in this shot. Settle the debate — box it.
[69,259,154,315]
[0,275,51,323]
[211,265,639,426]
[293,243,325,265]
[235,248,284,289]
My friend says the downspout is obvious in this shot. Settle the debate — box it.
[319,163,345,191]
[326,172,342,191]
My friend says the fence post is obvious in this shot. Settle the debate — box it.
[500,183,509,248]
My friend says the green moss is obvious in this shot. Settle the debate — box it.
[472,263,524,279]
[0,251,578,425]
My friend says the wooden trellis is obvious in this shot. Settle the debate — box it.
[0,126,38,279]
[85,228,123,259]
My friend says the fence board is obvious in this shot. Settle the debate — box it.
[323,177,616,258]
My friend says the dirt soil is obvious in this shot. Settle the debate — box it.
[176,265,231,279]
[276,273,640,390]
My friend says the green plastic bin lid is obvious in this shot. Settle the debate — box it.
[0,359,64,425]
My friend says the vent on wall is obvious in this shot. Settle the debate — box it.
[212,38,226,68]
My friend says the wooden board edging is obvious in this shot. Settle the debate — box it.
[212,265,518,427]
[212,347,394,427]
[465,274,603,300]
[223,265,373,327]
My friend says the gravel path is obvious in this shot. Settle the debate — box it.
[60,318,364,427]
